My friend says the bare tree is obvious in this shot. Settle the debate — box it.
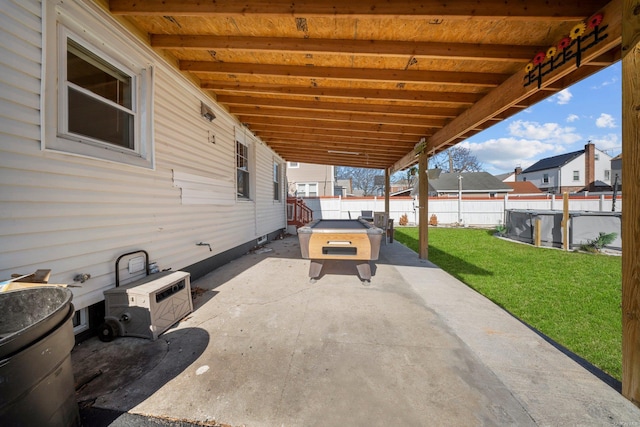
[335,167,384,196]
[428,146,483,173]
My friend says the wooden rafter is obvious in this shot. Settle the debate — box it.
[202,81,483,104]
[152,35,543,62]
[233,107,447,127]
[181,61,508,87]
[110,0,607,20]
[216,95,465,118]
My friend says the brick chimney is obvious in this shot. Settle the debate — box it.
[584,142,595,191]
[514,166,522,175]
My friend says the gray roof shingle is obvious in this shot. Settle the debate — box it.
[522,150,583,173]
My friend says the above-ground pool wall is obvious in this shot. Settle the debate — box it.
[570,213,622,250]
[505,210,622,250]
[505,210,563,247]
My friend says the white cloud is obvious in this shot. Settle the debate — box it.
[548,89,572,104]
[595,113,616,128]
[566,114,579,123]
[591,76,618,89]
[461,138,558,172]
[588,133,620,151]
[508,120,581,145]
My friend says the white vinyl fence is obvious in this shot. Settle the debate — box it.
[300,194,622,227]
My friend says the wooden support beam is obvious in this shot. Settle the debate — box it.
[253,127,420,142]
[217,95,464,117]
[418,151,428,259]
[622,0,640,406]
[181,61,507,87]
[233,106,448,127]
[203,81,484,104]
[153,34,542,62]
[110,0,607,20]
[241,117,430,135]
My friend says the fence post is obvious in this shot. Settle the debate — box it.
[503,193,508,226]
[551,194,555,210]
[534,218,542,247]
[562,192,569,251]
[599,194,605,211]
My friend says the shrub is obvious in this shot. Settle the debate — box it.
[399,213,408,226]
[580,232,617,253]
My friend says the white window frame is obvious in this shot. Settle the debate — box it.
[273,161,281,201]
[543,173,549,184]
[604,170,611,181]
[236,139,251,199]
[296,182,318,197]
[573,170,580,181]
[43,3,154,168]
[72,307,89,334]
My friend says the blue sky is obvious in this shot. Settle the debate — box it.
[461,63,622,175]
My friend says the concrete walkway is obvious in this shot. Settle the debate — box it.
[72,236,640,426]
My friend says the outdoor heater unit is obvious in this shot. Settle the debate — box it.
[100,251,193,341]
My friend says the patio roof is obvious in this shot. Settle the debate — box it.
[107,0,621,171]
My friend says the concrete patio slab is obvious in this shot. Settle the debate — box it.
[73,235,640,426]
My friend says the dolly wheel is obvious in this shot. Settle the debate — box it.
[98,321,118,342]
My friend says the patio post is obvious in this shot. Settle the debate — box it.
[418,151,428,259]
[622,0,640,406]
[384,167,390,219]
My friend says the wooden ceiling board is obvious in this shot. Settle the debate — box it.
[109,0,619,169]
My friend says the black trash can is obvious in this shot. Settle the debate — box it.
[0,286,80,427]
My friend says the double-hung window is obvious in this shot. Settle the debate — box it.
[236,140,250,199]
[64,39,135,150]
[273,162,281,201]
[44,4,153,168]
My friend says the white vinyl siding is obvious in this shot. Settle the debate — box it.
[0,0,285,311]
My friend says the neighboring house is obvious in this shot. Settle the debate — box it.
[0,0,286,337]
[390,178,414,193]
[335,179,352,197]
[504,181,543,195]
[286,162,335,197]
[517,143,612,193]
[412,172,514,198]
[495,170,518,182]
[611,154,622,191]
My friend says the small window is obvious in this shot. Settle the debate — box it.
[523,177,527,182]
[296,182,318,197]
[72,307,89,334]
[604,170,610,180]
[543,173,549,184]
[236,140,250,198]
[65,39,134,149]
[573,170,580,181]
[45,21,153,168]
[594,153,600,160]
[273,162,281,201]
[288,162,299,168]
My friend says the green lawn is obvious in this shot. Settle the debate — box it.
[393,227,622,380]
